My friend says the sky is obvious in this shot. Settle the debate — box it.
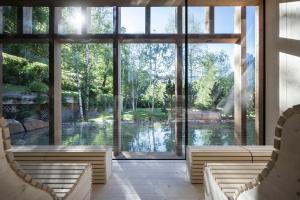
[120,6,257,68]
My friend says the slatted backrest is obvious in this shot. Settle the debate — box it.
[234,105,300,200]
[0,117,57,200]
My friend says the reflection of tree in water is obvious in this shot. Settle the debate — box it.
[162,123,175,152]
[189,122,235,146]
[121,122,172,152]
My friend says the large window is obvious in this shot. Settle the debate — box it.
[121,43,177,152]
[61,43,113,146]
[0,2,263,159]
[2,44,49,145]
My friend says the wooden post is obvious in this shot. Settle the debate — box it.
[234,6,247,145]
[49,7,62,145]
[17,6,23,34]
[175,6,183,156]
[0,7,3,34]
[0,8,2,117]
[145,6,150,34]
[113,7,121,156]
[205,7,214,34]
[23,7,32,34]
[255,4,265,145]
[0,44,2,118]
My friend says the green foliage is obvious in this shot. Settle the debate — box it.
[28,81,48,93]
[3,6,17,33]
[32,7,49,33]
[3,53,49,93]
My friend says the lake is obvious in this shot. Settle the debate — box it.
[11,120,256,153]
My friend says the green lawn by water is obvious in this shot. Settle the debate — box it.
[90,108,168,122]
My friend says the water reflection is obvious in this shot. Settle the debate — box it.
[11,120,255,150]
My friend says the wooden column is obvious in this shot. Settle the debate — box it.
[0,44,3,118]
[113,7,121,156]
[49,7,62,145]
[175,6,183,156]
[23,7,32,34]
[145,6,151,34]
[234,6,247,145]
[17,6,23,34]
[255,4,265,145]
[0,7,3,34]
[0,8,2,117]
[205,7,214,34]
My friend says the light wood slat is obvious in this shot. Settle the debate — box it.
[53,189,71,193]
[206,163,267,166]
[19,163,89,166]
[216,178,254,183]
[21,165,87,170]
[56,193,67,198]
[214,174,256,179]
[17,160,104,164]
[24,169,84,174]
[36,179,78,184]
[211,169,263,174]
[46,183,74,189]
[15,156,105,161]
[219,183,244,188]
[31,174,81,179]
[222,188,240,193]
[205,165,266,169]
[12,145,110,151]
[14,152,105,157]
[192,157,252,161]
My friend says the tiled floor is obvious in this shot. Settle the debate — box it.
[92,160,204,200]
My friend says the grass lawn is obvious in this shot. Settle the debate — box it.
[90,108,168,122]
[122,108,168,121]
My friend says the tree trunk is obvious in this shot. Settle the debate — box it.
[84,44,90,121]
[131,80,135,111]
[75,69,84,121]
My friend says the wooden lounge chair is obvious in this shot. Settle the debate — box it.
[0,118,92,200]
[204,104,300,200]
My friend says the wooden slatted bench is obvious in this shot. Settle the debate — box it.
[204,105,300,200]
[0,117,92,200]
[186,146,274,184]
[204,163,268,199]
[12,145,112,184]
[21,163,92,199]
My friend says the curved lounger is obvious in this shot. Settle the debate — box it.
[204,105,300,200]
[0,118,92,200]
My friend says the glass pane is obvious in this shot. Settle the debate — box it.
[120,7,145,34]
[0,6,17,34]
[57,7,83,34]
[23,7,49,34]
[215,6,235,33]
[183,7,208,34]
[2,44,49,145]
[61,43,113,146]
[246,6,257,145]
[32,7,49,34]
[151,7,176,33]
[88,7,113,34]
[188,44,236,145]
[121,43,183,157]
[279,2,300,40]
